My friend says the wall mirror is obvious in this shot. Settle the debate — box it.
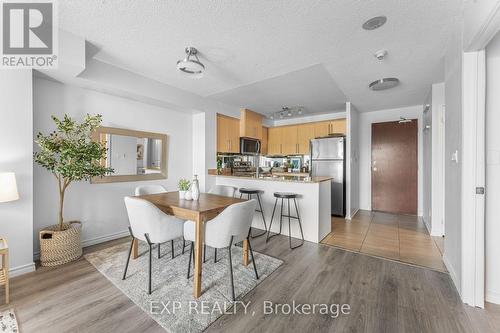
[91,127,168,183]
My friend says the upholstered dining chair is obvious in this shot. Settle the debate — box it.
[204,185,238,263]
[135,185,167,196]
[123,196,184,294]
[135,184,187,256]
[183,200,259,301]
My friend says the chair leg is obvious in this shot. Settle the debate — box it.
[182,239,186,254]
[187,241,193,279]
[203,244,207,263]
[247,237,259,280]
[122,226,134,280]
[291,198,305,249]
[214,248,218,263]
[158,243,161,259]
[171,239,174,259]
[279,198,284,234]
[288,198,292,249]
[144,234,153,294]
[227,236,235,301]
[266,198,279,242]
[251,194,267,238]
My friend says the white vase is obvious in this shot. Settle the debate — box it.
[184,191,193,201]
[179,190,186,199]
[191,175,200,201]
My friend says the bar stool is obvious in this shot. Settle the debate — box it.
[239,188,267,237]
[266,192,305,249]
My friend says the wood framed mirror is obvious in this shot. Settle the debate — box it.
[91,127,168,184]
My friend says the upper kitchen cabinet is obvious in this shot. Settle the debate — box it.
[217,114,240,153]
[240,108,263,139]
[261,126,268,155]
[268,126,284,155]
[282,125,298,155]
[297,123,315,154]
[314,119,346,137]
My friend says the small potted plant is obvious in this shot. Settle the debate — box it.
[178,178,190,199]
[34,114,113,266]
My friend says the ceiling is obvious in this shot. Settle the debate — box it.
[59,0,460,113]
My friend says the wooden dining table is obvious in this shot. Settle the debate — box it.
[132,191,248,298]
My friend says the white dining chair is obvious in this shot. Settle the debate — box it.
[135,184,187,256]
[123,196,184,294]
[204,185,238,263]
[135,185,167,196]
[183,200,259,301]
[208,185,237,197]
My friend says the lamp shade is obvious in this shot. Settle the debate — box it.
[0,172,19,203]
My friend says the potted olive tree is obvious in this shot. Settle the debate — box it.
[34,114,113,266]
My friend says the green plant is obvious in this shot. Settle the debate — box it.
[34,114,113,231]
[178,178,191,191]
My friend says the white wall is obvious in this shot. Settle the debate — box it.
[0,71,35,276]
[422,91,432,231]
[443,19,463,293]
[358,105,423,215]
[431,83,446,236]
[346,103,360,219]
[485,31,500,304]
[33,77,193,253]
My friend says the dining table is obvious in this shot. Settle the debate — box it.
[132,191,248,298]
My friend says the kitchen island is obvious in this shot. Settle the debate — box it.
[212,174,332,243]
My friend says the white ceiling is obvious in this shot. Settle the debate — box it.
[59,0,460,113]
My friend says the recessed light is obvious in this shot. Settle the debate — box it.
[369,78,400,91]
[362,16,387,30]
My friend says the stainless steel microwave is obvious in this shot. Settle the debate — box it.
[240,137,261,155]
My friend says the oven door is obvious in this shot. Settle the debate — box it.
[240,138,261,155]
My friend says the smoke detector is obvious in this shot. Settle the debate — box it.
[362,16,387,30]
[374,49,387,60]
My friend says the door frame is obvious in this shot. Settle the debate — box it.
[371,119,419,215]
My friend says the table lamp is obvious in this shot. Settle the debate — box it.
[0,172,18,304]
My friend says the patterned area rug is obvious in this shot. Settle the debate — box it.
[85,240,282,333]
[0,309,18,333]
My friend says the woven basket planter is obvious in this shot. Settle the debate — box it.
[39,221,82,267]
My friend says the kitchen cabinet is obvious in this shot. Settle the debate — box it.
[240,108,263,139]
[217,114,240,153]
[297,123,315,154]
[314,119,346,137]
[261,126,268,155]
[268,127,284,155]
[282,125,298,155]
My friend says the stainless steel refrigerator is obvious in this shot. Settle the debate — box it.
[310,136,346,217]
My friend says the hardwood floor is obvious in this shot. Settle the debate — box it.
[2,234,499,332]
[322,210,446,271]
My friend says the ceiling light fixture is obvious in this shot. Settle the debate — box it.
[362,16,387,30]
[369,77,400,91]
[399,117,412,123]
[269,106,305,120]
[176,47,205,78]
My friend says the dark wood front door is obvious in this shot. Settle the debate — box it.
[371,120,418,215]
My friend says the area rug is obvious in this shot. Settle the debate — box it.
[0,309,19,333]
[85,240,282,333]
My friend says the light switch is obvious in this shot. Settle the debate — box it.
[451,150,459,163]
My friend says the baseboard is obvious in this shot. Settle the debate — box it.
[346,208,359,220]
[33,229,130,260]
[423,217,431,234]
[442,254,461,296]
[486,290,500,304]
[9,262,36,277]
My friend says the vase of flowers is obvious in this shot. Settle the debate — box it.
[178,178,190,199]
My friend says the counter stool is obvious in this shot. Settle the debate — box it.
[266,192,305,249]
[239,188,267,238]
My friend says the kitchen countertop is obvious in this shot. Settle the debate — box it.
[211,174,332,183]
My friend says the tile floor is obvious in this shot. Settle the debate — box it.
[321,210,446,271]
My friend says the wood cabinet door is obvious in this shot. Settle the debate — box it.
[282,125,298,155]
[314,121,330,138]
[227,116,240,153]
[261,126,268,155]
[268,127,283,155]
[331,119,346,135]
[217,115,229,153]
[297,123,315,154]
[240,109,262,139]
